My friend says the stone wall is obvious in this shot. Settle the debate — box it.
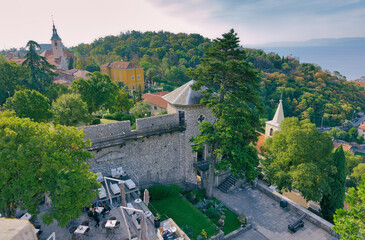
[136,113,179,130]
[256,181,338,237]
[80,121,131,141]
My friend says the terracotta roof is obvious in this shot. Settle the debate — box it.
[100,61,142,69]
[53,79,71,85]
[40,49,75,59]
[256,132,266,153]
[358,123,365,130]
[353,81,365,87]
[333,141,352,151]
[7,58,26,64]
[142,92,169,108]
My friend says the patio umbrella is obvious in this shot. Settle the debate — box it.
[139,213,149,240]
[143,189,150,206]
[119,182,127,207]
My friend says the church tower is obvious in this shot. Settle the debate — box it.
[265,99,285,138]
[51,23,63,59]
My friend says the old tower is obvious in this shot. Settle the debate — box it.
[51,23,63,59]
[265,99,285,138]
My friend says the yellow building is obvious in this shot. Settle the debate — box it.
[100,61,145,92]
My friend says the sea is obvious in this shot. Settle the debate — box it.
[249,46,365,81]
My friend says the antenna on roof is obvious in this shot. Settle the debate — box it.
[52,15,55,26]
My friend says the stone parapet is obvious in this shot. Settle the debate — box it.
[136,113,179,130]
[256,181,338,237]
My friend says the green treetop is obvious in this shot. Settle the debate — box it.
[71,71,118,113]
[333,175,365,239]
[0,112,99,227]
[189,29,264,197]
[262,117,334,202]
[22,40,56,93]
[320,146,346,223]
[5,89,52,123]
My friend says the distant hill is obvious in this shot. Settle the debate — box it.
[247,37,365,80]
[248,37,365,48]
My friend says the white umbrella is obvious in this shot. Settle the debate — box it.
[119,182,127,207]
[139,213,149,240]
[143,189,150,206]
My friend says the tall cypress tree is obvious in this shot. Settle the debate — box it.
[320,145,346,223]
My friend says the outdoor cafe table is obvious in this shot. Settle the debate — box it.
[74,225,88,234]
[95,207,104,214]
[20,213,32,220]
[105,220,117,228]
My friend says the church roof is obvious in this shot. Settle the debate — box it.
[51,24,61,40]
[267,99,284,127]
[163,80,204,106]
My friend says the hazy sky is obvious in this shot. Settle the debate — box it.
[1,0,365,50]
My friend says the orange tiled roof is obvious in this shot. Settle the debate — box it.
[40,49,75,59]
[333,141,352,151]
[353,81,365,87]
[358,123,365,130]
[142,92,169,108]
[7,58,26,64]
[101,61,142,69]
[256,132,266,153]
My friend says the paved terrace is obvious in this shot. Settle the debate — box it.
[33,193,158,240]
[213,187,334,240]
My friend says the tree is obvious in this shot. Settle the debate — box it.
[262,117,334,202]
[320,146,346,223]
[108,87,134,113]
[333,175,365,239]
[344,151,363,176]
[68,56,74,70]
[0,55,29,105]
[45,83,70,102]
[71,72,118,113]
[130,101,151,118]
[22,40,56,93]
[351,163,365,185]
[5,89,52,123]
[52,93,91,126]
[0,112,99,227]
[188,29,264,197]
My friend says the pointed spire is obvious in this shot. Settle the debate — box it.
[272,99,284,125]
[51,18,61,41]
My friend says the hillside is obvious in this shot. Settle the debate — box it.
[68,31,365,126]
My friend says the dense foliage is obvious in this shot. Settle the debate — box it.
[70,30,211,91]
[320,146,346,223]
[262,117,334,202]
[333,175,365,239]
[0,112,99,227]
[5,89,52,123]
[147,184,181,201]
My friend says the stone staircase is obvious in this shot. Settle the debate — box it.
[218,175,238,193]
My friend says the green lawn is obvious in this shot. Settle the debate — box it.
[100,118,119,124]
[211,201,241,234]
[151,197,219,239]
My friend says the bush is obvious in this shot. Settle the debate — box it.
[91,118,101,125]
[181,225,193,238]
[103,112,136,124]
[206,207,219,219]
[148,184,181,201]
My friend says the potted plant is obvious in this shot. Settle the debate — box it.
[154,213,161,228]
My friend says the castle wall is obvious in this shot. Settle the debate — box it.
[136,113,179,130]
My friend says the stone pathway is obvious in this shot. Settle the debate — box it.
[213,187,333,240]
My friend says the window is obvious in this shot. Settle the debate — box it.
[270,128,274,136]
[154,106,157,110]
[138,75,141,80]
[132,76,135,80]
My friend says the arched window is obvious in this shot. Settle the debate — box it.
[270,128,274,136]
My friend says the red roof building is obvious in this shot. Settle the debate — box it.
[142,91,169,116]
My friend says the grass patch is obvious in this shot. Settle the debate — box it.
[100,118,119,124]
[210,197,241,234]
[151,197,218,239]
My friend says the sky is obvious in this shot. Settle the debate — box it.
[1,0,365,50]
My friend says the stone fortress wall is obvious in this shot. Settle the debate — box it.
[80,113,195,189]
